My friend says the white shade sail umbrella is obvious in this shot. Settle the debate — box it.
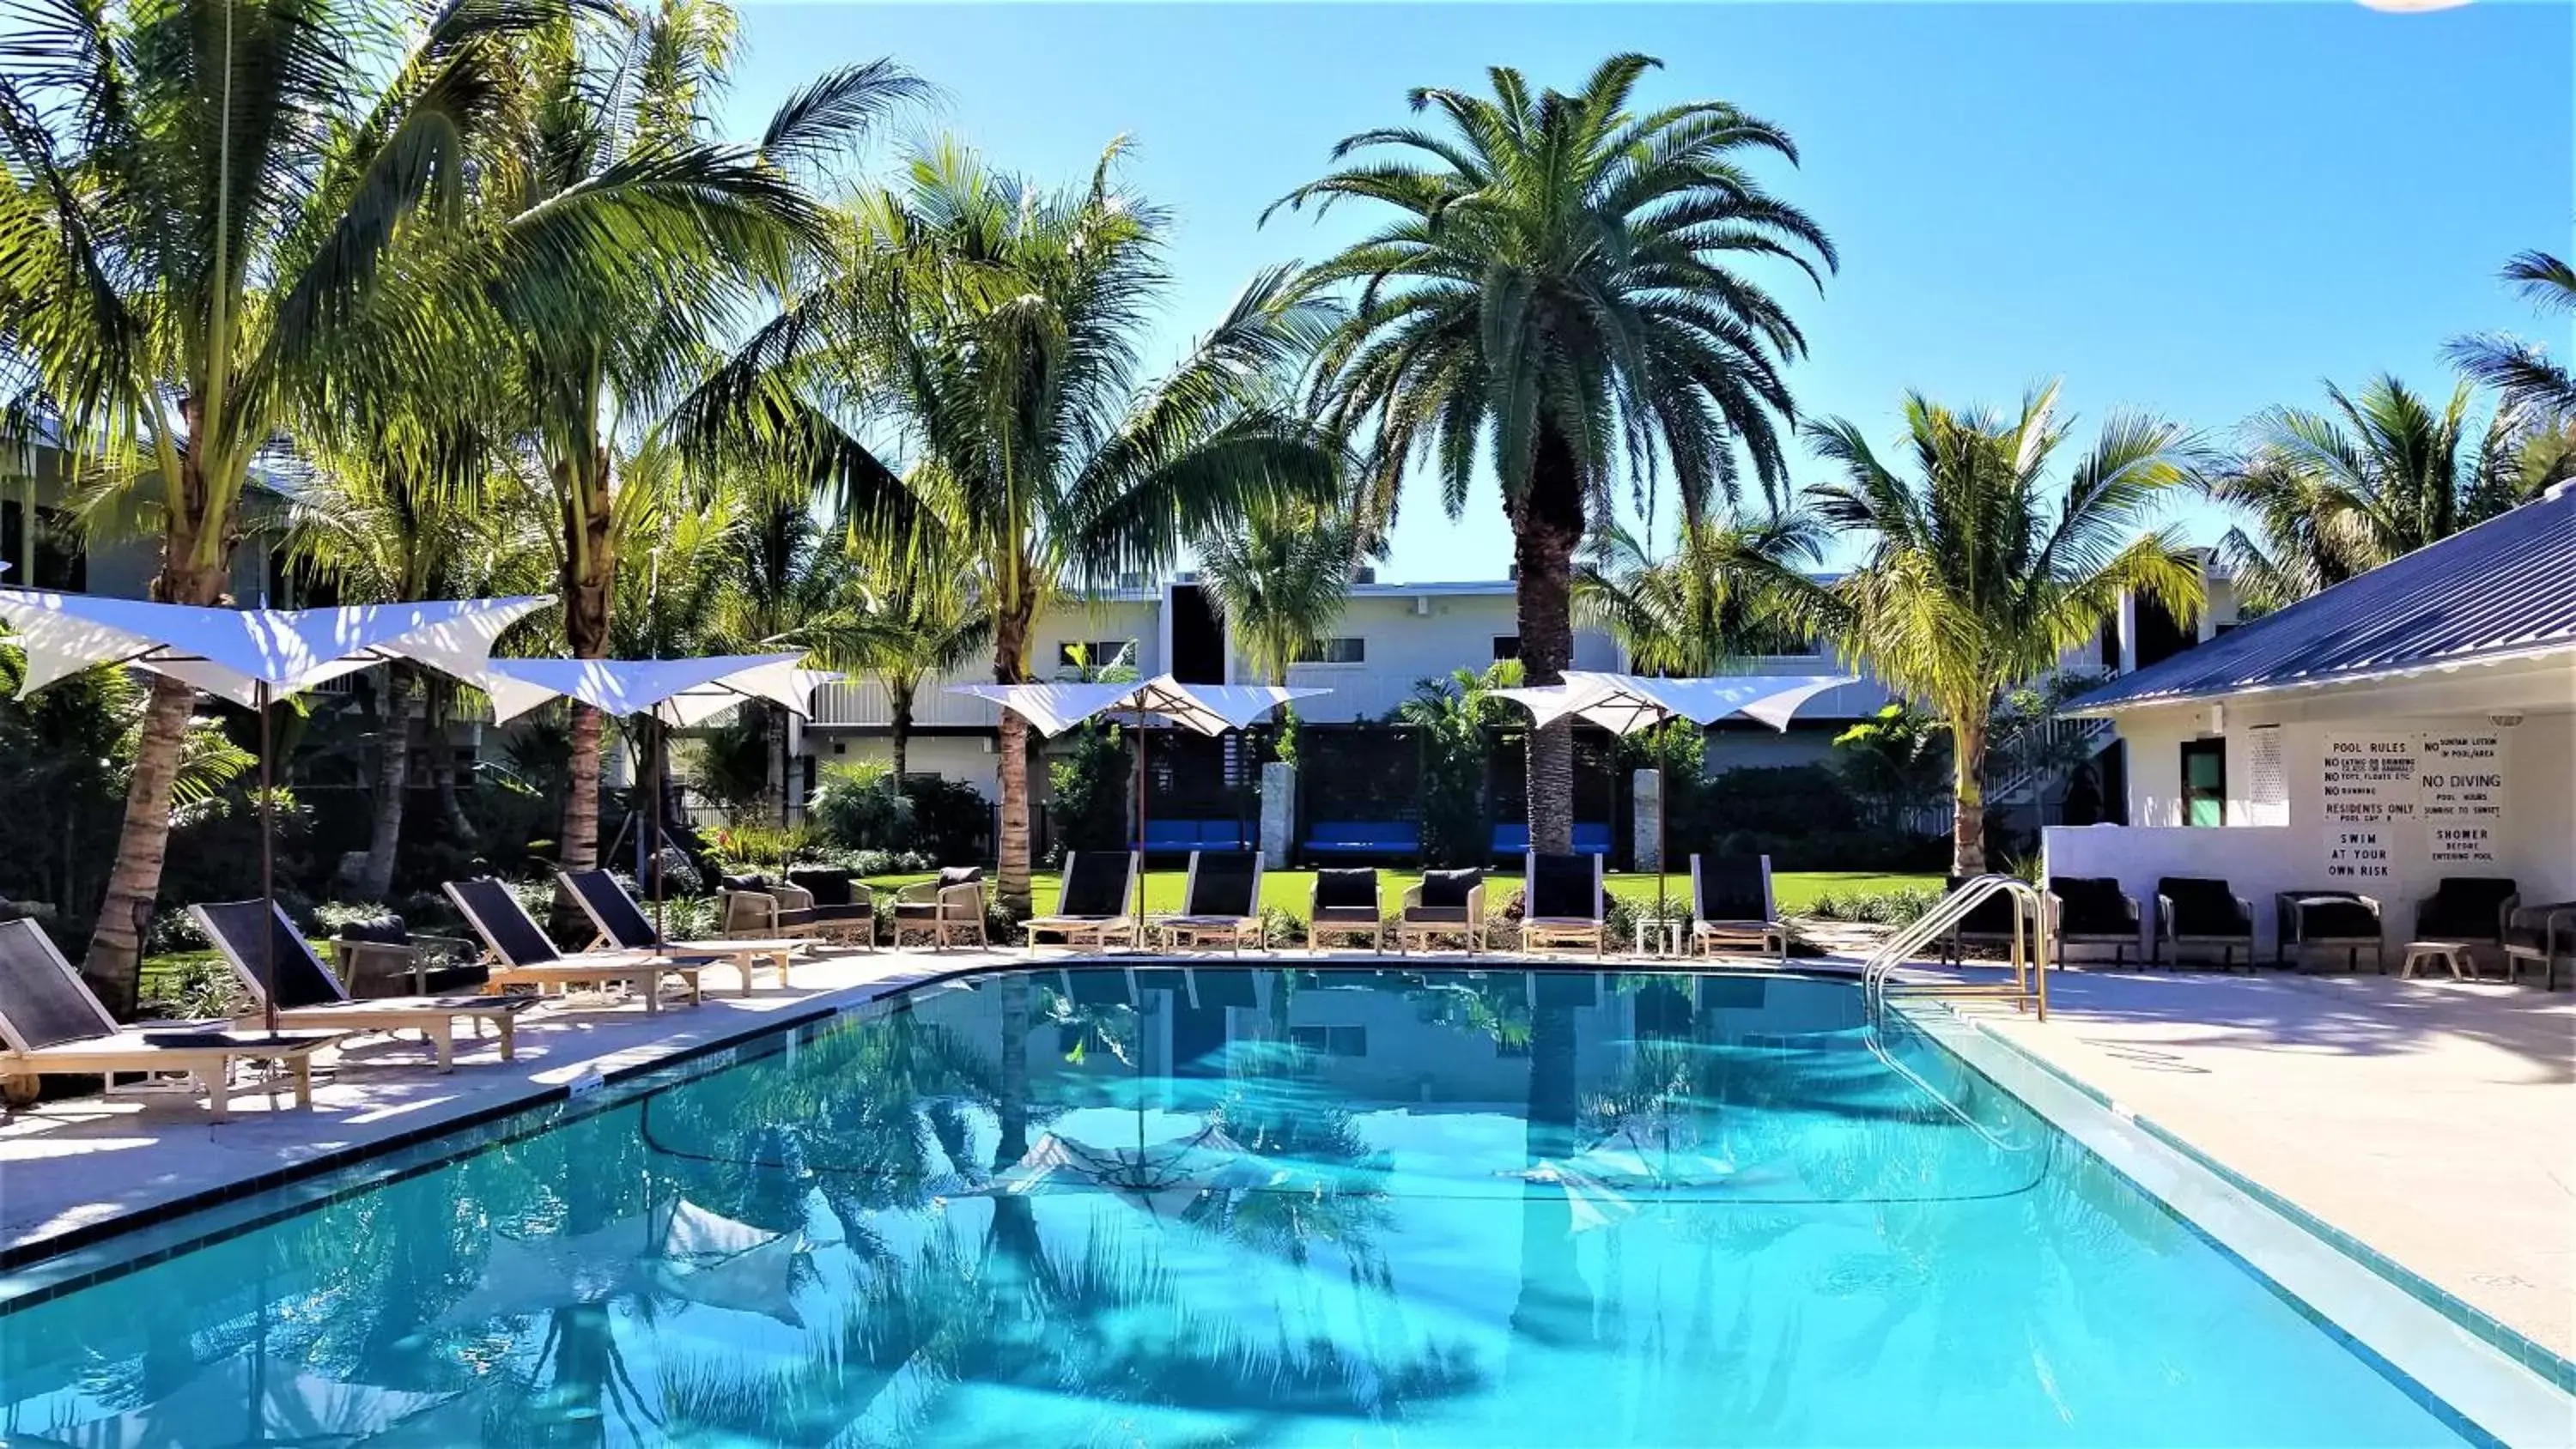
[950,676,1327,940]
[1492,670,1856,925]
[475,653,836,942]
[436,1196,812,1329]
[26,1354,471,1449]
[0,591,553,1030]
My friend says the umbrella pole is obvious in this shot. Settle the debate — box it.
[651,715,667,950]
[1656,719,1669,952]
[1133,705,1148,947]
[258,681,278,1037]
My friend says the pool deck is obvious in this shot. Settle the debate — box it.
[1952,968,2576,1369]
[3,946,2571,1384]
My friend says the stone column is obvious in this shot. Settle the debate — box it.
[1632,767,1662,873]
[1260,761,1297,864]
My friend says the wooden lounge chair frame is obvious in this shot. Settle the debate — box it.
[1519,852,1606,957]
[1155,851,1267,953]
[0,919,337,1121]
[443,880,706,1013]
[557,870,799,997]
[191,900,529,1073]
[1689,854,1788,961]
[1025,852,1145,953]
[1394,870,1486,956]
[1306,869,1386,953]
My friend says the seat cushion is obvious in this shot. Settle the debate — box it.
[2159,877,2249,936]
[1314,868,1377,913]
[1313,906,1381,925]
[2293,897,2380,940]
[787,867,858,907]
[1404,905,1472,925]
[721,874,773,896]
[1419,869,1483,911]
[938,865,984,889]
[336,914,408,947]
[2050,877,2135,936]
[808,903,873,923]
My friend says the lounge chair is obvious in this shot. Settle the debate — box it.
[891,867,988,950]
[2414,877,2519,973]
[1155,850,1266,953]
[1395,868,1485,955]
[2275,891,2385,973]
[1024,852,1142,952]
[557,869,799,997]
[2503,900,2576,989]
[2155,876,2255,970]
[1520,852,1606,958]
[191,900,532,1074]
[443,879,706,1013]
[0,919,338,1121]
[1689,854,1787,961]
[2044,876,2142,968]
[717,874,822,940]
[1307,868,1384,953]
[784,866,878,948]
[1940,875,2036,965]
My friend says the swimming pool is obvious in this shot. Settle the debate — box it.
[0,967,2494,1445]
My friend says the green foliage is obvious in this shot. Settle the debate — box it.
[1578,512,1830,675]
[690,712,778,818]
[809,761,915,852]
[900,775,992,865]
[1801,886,1941,925]
[1392,663,1522,867]
[1197,499,1369,686]
[1046,722,1131,863]
[1832,704,1952,827]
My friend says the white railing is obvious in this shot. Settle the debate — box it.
[1861,873,2049,1020]
[1988,715,2114,805]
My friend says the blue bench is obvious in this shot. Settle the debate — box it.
[1303,820,1421,858]
[1492,822,1613,858]
[1133,819,1250,853]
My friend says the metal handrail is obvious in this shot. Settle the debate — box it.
[1862,874,2049,1020]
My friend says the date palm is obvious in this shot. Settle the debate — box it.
[689,140,1341,911]
[2212,374,2569,614]
[471,0,919,873]
[1576,508,1828,676]
[0,0,557,1005]
[2449,251,2576,421]
[1794,385,2204,875]
[1272,53,1835,853]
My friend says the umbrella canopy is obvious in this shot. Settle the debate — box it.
[0,593,553,708]
[1494,670,1856,735]
[949,675,1326,737]
[481,652,826,727]
[438,1197,811,1328]
[26,1354,469,1449]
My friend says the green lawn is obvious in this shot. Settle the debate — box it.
[863,868,1937,919]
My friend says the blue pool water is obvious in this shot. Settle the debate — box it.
[0,968,2473,1446]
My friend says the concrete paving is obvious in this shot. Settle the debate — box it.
[1959,969,2576,1362]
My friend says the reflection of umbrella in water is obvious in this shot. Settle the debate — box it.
[957,1122,1315,1223]
[23,1354,477,1449]
[1507,1126,1787,1233]
[440,1197,812,1328]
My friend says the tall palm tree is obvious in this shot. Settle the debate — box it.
[842,524,992,785]
[1794,385,2204,876]
[2213,375,2570,614]
[0,0,555,1006]
[1196,497,1367,761]
[471,1,919,874]
[2449,250,2576,421]
[1575,508,1828,675]
[690,140,1341,912]
[1272,53,1835,854]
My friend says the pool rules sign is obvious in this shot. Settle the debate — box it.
[2320,734,2415,881]
[2420,730,2506,865]
[2318,730,2508,876]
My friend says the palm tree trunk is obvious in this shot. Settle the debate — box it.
[762,702,788,824]
[1951,710,1990,876]
[428,679,474,840]
[84,486,229,1014]
[889,682,914,784]
[557,451,615,873]
[1513,447,1585,856]
[992,611,1035,914]
[358,665,414,900]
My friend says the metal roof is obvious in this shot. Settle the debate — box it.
[2066,483,2576,715]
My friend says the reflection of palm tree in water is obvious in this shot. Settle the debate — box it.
[1509,998,1595,1438]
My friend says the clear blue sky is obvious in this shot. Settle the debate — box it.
[726,2,2573,582]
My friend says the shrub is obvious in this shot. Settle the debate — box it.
[901,774,991,864]
[810,761,915,852]
[1046,721,1129,863]
[1801,886,1941,925]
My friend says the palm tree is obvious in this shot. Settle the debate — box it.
[1272,53,1836,854]
[691,140,1341,912]
[0,0,555,1007]
[1795,385,2204,876]
[2449,251,2576,421]
[470,2,919,875]
[2212,375,2570,614]
[1197,500,1366,688]
[842,526,992,785]
[1576,508,1828,675]
[1393,660,1523,866]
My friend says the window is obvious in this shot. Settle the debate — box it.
[2179,738,2227,828]
[1289,1024,1368,1057]
[1294,637,1365,665]
[1056,640,1135,670]
[1492,635,1521,661]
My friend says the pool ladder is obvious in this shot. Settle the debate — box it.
[1861,874,2049,1022]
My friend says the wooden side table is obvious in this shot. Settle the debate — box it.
[2398,941,2471,981]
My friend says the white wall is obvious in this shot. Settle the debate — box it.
[2056,692,2574,959]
